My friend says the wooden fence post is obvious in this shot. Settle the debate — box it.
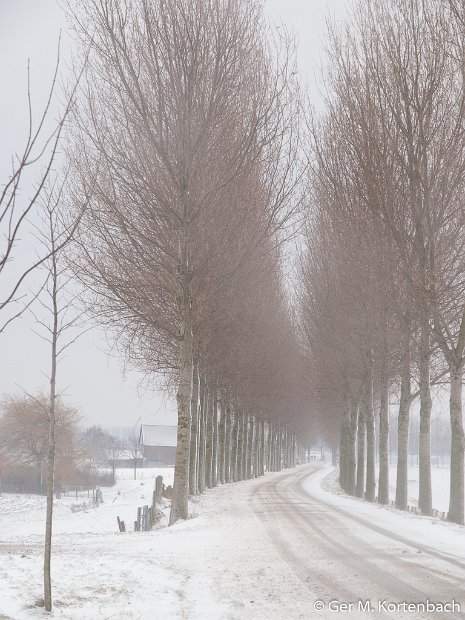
[143,505,149,531]
[155,476,163,503]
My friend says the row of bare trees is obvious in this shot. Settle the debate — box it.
[66,0,309,527]
[299,0,465,525]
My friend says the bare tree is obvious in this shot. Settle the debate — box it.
[31,181,85,612]
[0,394,78,492]
[81,426,118,471]
[123,430,144,480]
[0,48,76,334]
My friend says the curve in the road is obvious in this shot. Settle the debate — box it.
[249,465,465,620]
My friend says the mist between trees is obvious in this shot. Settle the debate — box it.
[2,0,465,613]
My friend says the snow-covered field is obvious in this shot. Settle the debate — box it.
[375,465,451,514]
[0,467,176,619]
[0,467,174,538]
[1,464,464,619]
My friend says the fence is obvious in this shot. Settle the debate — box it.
[117,475,166,533]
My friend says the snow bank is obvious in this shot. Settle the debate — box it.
[384,465,451,514]
[306,466,465,561]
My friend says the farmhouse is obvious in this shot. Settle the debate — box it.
[139,424,177,466]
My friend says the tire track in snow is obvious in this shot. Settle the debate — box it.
[249,465,465,619]
[299,471,465,571]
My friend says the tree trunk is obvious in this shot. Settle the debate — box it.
[253,416,259,477]
[236,412,243,481]
[272,424,278,471]
[44,315,58,612]
[243,413,249,479]
[189,359,200,495]
[273,424,278,471]
[347,400,358,496]
[259,417,265,476]
[418,314,432,516]
[270,425,274,471]
[365,366,376,503]
[247,414,252,476]
[205,385,213,489]
[212,388,219,487]
[43,245,63,612]
[247,414,253,478]
[378,354,390,505]
[356,401,366,498]
[218,399,226,485]
[448,365,465,525]
[272,425,277,471]
[339,404,350,491]
[169,267,193,524]
[242,413,248,479]
[231,410,239,482]
[267,423,272,471]
[283,428,287,469]
[284,429,287,468]
[288,429,292,467]
[395,331,411,510]
[225,404,232,483]
[197,378,207,493]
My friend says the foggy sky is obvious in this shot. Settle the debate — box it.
[0,0,349,429]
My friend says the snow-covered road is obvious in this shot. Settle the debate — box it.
[252,465,465,619]
[2,465,465,619]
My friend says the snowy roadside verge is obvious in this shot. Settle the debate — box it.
[304,465,465,561]
[0,467,314,620]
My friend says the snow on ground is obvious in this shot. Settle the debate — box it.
[0,468,174,539]
[393,465,450,514]
[0,464,323,620]
[373,465,451,514]
[114,467,175,483]
[1,464,465,619]
[0,467,178,619]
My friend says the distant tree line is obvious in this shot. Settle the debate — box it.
[0,395,142,493]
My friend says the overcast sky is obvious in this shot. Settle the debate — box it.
[0,0,350,430]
